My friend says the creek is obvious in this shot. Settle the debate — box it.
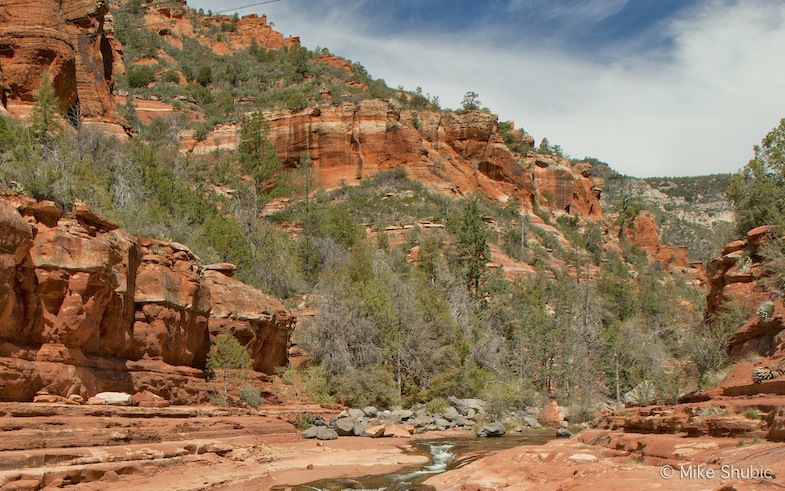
[271,430,556,491]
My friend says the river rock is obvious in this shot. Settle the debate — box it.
[301,427,319,439]
[539,400,565,428]
[523,417,541,429]
[334,417,355,436]
[363,406,378,417]
[316,427,339,440]
[353,419,371,436]
[384,424,414,438]
[443,406,462,421]
[476,422,506,437]
[448,396,485,416]
[348,408,365,421]
[361,424,386,438]
[434,417,450,430]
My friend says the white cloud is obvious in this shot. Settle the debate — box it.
[189,0,785,177]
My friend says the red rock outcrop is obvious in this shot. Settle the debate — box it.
[706,225,784,358]
[627,210,689,269]
[0,0,125,133]
[180,101,603,218]
[0,193,295,403]
[141,1,299,55]
[257,101,604,218]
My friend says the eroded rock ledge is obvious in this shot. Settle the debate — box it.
[0,193,295,404]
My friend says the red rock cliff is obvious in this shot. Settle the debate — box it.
[0,0,125,135]
[706,225,785,358]
[0,194,295,403]
[260,101,603,218]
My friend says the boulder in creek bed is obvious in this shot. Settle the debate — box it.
[476,422,506,437]
[334,417,356,436]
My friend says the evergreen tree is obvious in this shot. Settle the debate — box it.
[454,199,490,293]
[238,112,281,210]
[727,118,785,235]
[207,333,253,399]
[461,91,480,111]
[30,75,60,139]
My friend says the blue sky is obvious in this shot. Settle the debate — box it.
[189,0,785,178]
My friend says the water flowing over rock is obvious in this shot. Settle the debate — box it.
[0,194,295,403]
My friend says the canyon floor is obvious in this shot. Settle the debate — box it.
[4,393,785,491]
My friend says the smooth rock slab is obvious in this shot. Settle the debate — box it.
[568,453,597,463]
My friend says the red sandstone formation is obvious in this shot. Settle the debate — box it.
[0,193,295,404]
[181,101,603,218]
[259,101,604,218]
[141,1,299,54]
[317,54,354,75]
[628,210,689,269]
[706,225,784,358]
[0,0,125,135]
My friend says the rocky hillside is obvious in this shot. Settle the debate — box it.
[595,163,734,260]
[0,192,295,404]
[0,0,723,414]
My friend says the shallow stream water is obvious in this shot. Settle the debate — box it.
[271,430,556,491]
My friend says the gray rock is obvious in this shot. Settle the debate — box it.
[443,406,462,421]
[466,408,477,420]
[353,420,371,436]
[412,416,432,428]
[447,396,469,415]
[461,398,485,413]
[348,408,365,421]
[476,422,506,438]
[433,417,450,430]
[334,417,355,436]
[393,409,414,420]
[556,428,573,438]
[301,426,319,439]
[316,427,339,440]
[363,406,378,417]
[523,417,541,429]
[448,396,485,416]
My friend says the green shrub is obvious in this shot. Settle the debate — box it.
[127,65,156,88]
[333,366,399,408]
[238,383,265,408]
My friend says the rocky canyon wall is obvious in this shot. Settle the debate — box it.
[228,100,603,219]
[0,193,295,404]
[0,0,125,136]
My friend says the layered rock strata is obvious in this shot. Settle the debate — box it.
[0,193,295,403]
[183,101,603,218]
[0,0,125,134]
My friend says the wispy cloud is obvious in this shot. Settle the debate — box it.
[188,0,785,177]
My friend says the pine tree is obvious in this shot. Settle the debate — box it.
[727,118,785,235]
[206,333,253,399]
[30,74,61,139]
[455,199,490,293]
